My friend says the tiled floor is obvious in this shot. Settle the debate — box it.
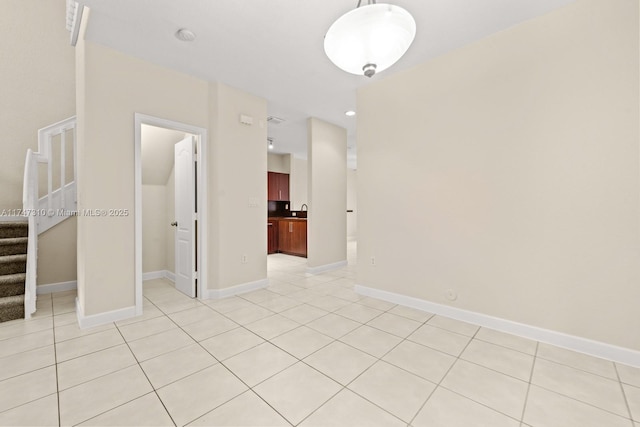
[0,242,639,426]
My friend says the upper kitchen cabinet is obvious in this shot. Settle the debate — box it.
[268,172,290,201]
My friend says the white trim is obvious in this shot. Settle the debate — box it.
[0,216,27,222]
[134,114,208,317]
[203,279,269,299]
[355,284,640,368]
[142,270,176,282]
[75,297,136,329]
[306,260,348,275]
[37,280,77,295]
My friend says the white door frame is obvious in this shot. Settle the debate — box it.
[134,113,208,315]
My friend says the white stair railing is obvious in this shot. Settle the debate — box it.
[22,116,77,318]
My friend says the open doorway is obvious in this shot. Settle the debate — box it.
[134,114,208,315]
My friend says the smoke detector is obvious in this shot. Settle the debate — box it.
[175,28,196,42]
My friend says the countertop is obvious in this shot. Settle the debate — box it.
[268,217,307,221]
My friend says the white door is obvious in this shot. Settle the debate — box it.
[174,136,196,297]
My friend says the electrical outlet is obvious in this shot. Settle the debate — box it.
[370,256,376,266]
[241,255,248,264]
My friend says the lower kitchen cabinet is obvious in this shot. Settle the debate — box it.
[267,221,278,254]
[274,219,307,257]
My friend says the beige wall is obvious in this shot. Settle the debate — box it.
[290,156,308,210]
[0,0,77,286]
[208,83,268,289]
[357,0,639,350]
[346,169,357,241]
[307,118,347,269]
[267,153,290,174]
[142,185,166,273]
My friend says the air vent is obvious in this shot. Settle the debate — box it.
[267,116,285,125]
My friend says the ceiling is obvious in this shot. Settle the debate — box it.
[78,0,576,169]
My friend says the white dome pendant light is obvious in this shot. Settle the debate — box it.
[324,0,416,78]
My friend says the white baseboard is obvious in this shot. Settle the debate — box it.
[355,284,640,368]
[307,260,348,275]
[204,278,269,299]
[37,280,77,294]
[143,270,175,283]
[75,297,137,329]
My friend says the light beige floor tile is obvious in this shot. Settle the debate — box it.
[0,393,58,427]
[532,358,628,417]
[54,321,115,342]
[141,343,218,389]
[254,362,341,425]
[154,298,203,314]
[279,304,328,324]
[307,313,360,339]
[408,324,471,356]
[0,366,57,413]
[349,361,435,423]
[427,315,479,337]
[224,305,274,325]
[79,392,174,426]
[118,316,177,342]
[289,289,323,303]
[52,297,76,315]
[128,328,195,362]
[305,341,376,385]
[523,385,632,427]
[329,287,363,302]
[55,328,124,362]
[157,364,247,426]
[474,327,537,355]
[0,345,55,382]
[181,314,238,342]
[115,304,164,327]
[441,359,528,419]
[357,296,397,311]
[224,342,297,386]
[307,295,352,312]
[200,327,265,361]
[0,329,53,358]
[333,303,383,323]
[245,314,299,340]
[168,305,220,327]
[269,283,304,296]
[240,289,281,304]
[53,312,78,327]
[383,340,456,383]
[388,305,433,322]
[413,387,520,427]
[618,363,640,388]
[0,317,52,341]
[205,296,260,314]
[188,390,290,426]
[271,326,334,359]
[624,383,640,421]
[340,325,402,358]
[257,295,301,312]
[537,343,617,379]
[57,344,137,390]
[59,365,153,426]
[300,388,404,427]
[366,312,421,338]
[461,339,534,381]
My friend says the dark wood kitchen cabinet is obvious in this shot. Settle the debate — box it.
[268,172,290,201]
[277,219,307,257]
[267,221,278,254]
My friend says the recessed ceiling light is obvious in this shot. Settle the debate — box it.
[345,110,356,117]
[175,28,196,42]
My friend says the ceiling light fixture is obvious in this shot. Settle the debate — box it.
[268,138,274,150]
[345,110,356,117]
[324,0,416,78]
[175,28,196,42]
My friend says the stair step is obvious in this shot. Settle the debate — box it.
[0,294,24,322]
[0,254,27,275]
[0,222,28,239]
[0,273,25,298]
[0,237,28,256]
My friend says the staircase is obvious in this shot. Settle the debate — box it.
[0,222,28,322]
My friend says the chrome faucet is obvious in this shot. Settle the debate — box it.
[301,204,308,211]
